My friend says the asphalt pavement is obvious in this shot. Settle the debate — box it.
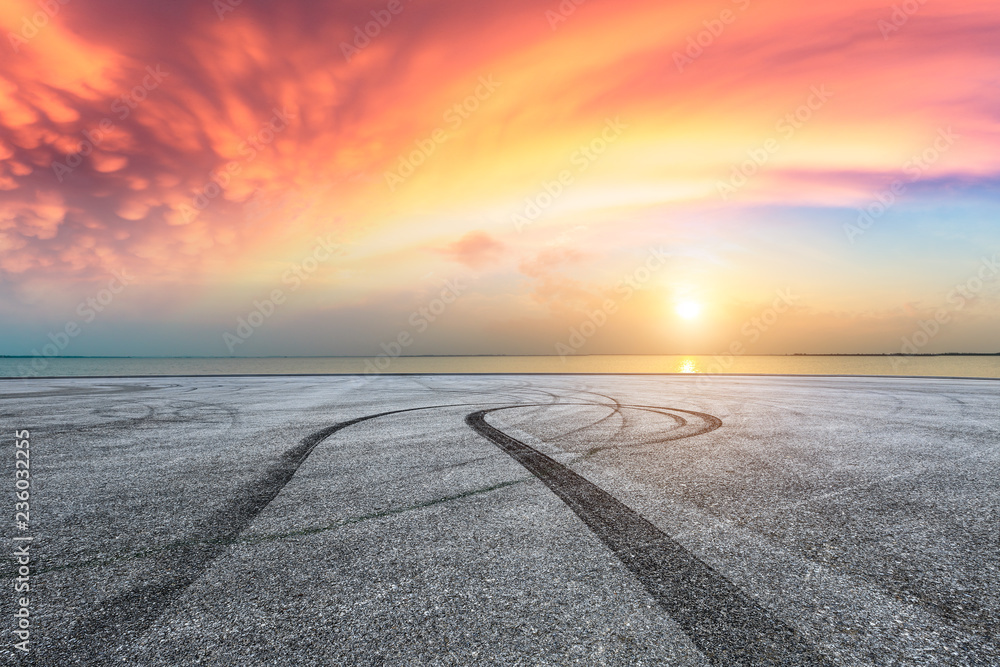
[1,374,997,665]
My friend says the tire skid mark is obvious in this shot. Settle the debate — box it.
[67,403,467,662]
[467,407,831,667]
[551,404,623,441]
[0,383,165,401]
[39,399,239,437]
[544,387,629,443]
[68,395,823,666]
[577,388,631,441]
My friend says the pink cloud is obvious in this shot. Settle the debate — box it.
[441,231,505,268]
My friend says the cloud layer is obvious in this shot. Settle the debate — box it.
[2,0,999,355]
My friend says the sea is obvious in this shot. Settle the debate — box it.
[1,355,999,379]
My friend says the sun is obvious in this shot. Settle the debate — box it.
[675,300,702,320]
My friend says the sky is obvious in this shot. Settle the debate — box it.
[1,0,999,357]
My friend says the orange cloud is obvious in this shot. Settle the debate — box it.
[1,0,999,355]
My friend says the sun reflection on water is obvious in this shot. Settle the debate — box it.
[677,358,701,374]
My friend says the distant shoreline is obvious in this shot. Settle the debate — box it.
[2,353,999,360]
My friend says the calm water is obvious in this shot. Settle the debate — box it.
[1,355,999,379]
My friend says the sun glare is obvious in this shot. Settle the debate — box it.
[676,300,702,320]
[677,358,700,374]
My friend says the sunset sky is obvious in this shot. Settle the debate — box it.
[1,0,999,357]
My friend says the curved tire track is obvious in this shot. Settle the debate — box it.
[69,398,827,666]
[67,403,467,663]
[468,407,830,666]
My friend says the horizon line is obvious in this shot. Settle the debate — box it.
[2,353,1000,360]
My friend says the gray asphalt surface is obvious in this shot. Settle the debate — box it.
[1,374,998,665]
